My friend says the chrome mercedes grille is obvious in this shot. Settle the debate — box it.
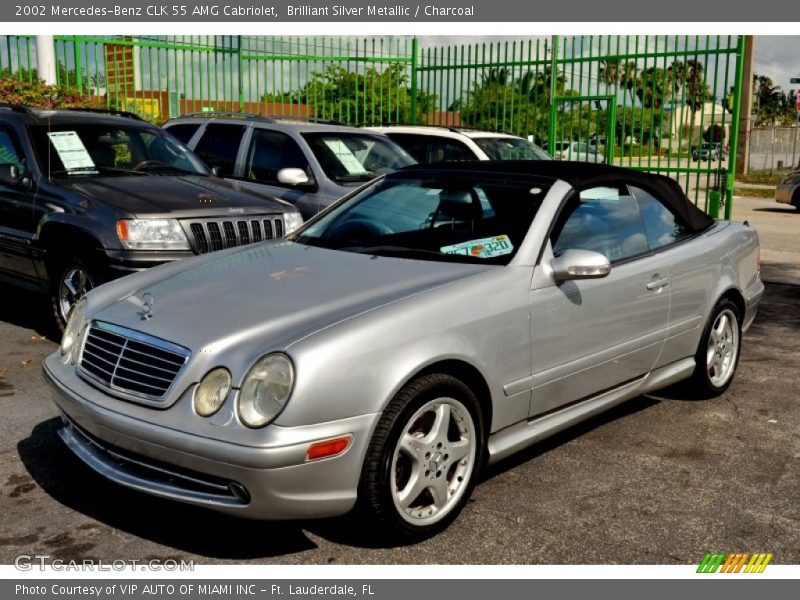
[79,322,190,401]
[184,216,284,254]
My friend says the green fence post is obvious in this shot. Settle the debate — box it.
[410,37,419,124]
[547,35,558,156]
[725,35,746,220]
[237,35,245,112]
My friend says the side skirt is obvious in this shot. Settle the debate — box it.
[486,357,696,465]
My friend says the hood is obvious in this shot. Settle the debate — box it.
[90,241,491,360]
[57,174,295,217]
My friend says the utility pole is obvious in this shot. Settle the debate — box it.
[735,35,755,176]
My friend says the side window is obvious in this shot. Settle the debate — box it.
[552,186,649,263]
[632,186,693,250]
[164,123,200,145]
[0,127,26,173]
[192,124,246,177]
[385,134,427,163]
[427,138,474,163]
[245,129,310,186]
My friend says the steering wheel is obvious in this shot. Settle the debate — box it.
[329,218,394,238]
[133,160,166,171]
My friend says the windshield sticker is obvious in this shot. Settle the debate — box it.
[322,139,368,175]
[440,235,514,259]
[47,131,96,172]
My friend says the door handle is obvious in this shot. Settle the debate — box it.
[646,277,670,291]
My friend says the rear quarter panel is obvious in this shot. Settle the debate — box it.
[657,221,760,367]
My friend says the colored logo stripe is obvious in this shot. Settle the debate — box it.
[697,552,773,573]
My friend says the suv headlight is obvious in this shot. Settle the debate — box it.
[117,219,190,250]
[283,212,304,235]
[60,298,87,365]
[238,353,294,428]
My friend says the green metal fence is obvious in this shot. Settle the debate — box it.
[0,34,744,217]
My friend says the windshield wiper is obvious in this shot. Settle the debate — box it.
[51,166,146,177]
[338,245,446,259]
[335,173,375,183]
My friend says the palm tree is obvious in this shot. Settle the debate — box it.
[620,61,638,105]
[599,59,621,88]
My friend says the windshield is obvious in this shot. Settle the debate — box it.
[31,123,209,177]
[292,173,549,265]
[302,132,415,184]
[474,137,551,161]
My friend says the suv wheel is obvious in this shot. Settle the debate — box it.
[50,256,97,330]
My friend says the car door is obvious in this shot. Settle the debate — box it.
[0,124,38,279]
[190,122,247,178]
[529,185,671,417]
[235,128,327,217]
[631,185,713,368]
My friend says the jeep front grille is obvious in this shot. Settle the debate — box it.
[79,322,190,401]
[184,217,284,254]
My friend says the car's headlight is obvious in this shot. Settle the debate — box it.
[238,353,294,428]
[60,298,87,365]
[194,368,232,417]
[283,212,304,235]
[116,219,190,250]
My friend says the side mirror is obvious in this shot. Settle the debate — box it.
[0,164,21,186]
[277,168,310,187]
[551,249,611,282]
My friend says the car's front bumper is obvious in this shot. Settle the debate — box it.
[43,354,379,520]
[103,249,196,277]
[775,182,796,205]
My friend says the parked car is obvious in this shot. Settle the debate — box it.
[692,142,724,161]
[44,161,763,540]
[163,113,416,220]
[365,125,551,164]
[553,141,605,163]
[0,105,301,328]
[775,169,800,211]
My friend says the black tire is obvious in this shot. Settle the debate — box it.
[358,373,485,541]
[687,297,742,398]
[49,255,99,331]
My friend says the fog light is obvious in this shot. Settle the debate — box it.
[306,436,351,461]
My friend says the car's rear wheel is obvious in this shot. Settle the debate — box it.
[688,298,742,397]
[50,256,97,331]
[358,373,483,540]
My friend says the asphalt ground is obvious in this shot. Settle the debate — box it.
[0,195,797,565]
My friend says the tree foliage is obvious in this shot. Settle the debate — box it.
[263,63,437,125]
[0,73,95,108]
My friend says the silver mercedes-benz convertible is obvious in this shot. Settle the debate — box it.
[43,161,763,539]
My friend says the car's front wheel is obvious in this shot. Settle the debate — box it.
[358,373,484,540]
[688,298,742,397]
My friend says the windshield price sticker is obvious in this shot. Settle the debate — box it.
[440,235,514,258]
[47,131,96,172]
[322,139,369,175]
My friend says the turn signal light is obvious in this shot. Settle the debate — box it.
[306,436,351,461]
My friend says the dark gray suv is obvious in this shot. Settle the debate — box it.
[0,105,301,328]
[164,113,416,220]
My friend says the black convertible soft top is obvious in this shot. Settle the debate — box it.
[400,160,715,233]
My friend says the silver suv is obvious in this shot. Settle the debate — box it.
[164,113,416,219]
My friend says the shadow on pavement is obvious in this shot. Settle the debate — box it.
[0,283,60,341]
[17,418,323,560]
